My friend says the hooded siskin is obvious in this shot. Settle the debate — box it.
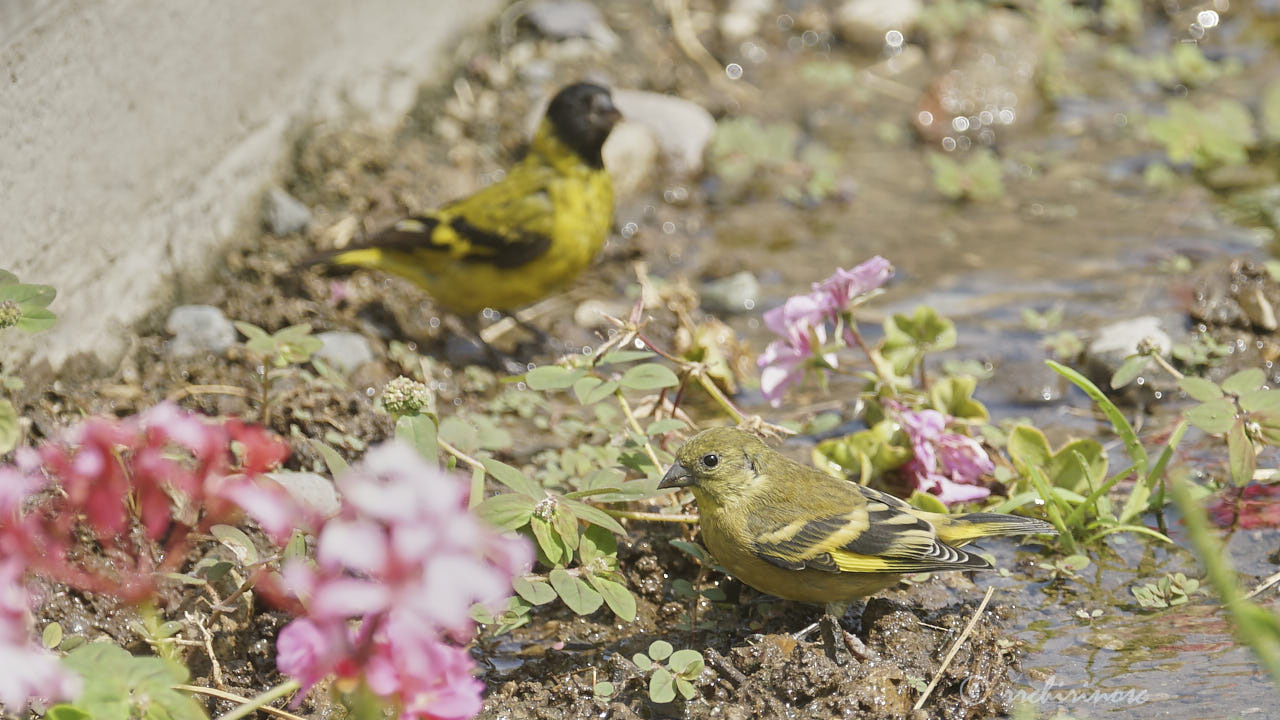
[311,82,620,316]
[659,427,1056,604]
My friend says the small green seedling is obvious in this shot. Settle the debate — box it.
[1131,572,1201,609]
[632,640,704,704]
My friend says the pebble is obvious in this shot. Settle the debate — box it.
[315,331,375,374]
[1088,316,1172,358]
[165,305,237,357]
[262,187,312,236]
[837,0,922,47]
[1083,316,1179,401]
[603,122,660,199]
[718,0,773,41]
[700,272,761,315]
[266,471,341,517]
[523,0,619,50]
[574,299,632,330]
[612,90,716,176]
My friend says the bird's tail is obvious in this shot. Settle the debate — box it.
[924,512,1057,546]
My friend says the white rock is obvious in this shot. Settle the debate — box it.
[262,186,312,236]
[612,90,716,176]
[603,122,659,199]
[315,331,375,374]
[701,272,761,314]
[267,471,341,517]
[1088,316,1171,357]
[165,304,236,357]
[837,0,922,47]
[524,0,618,50]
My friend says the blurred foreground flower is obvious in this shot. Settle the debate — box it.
[0,559,79,709]
[757,256,893,405]
[0,403,304,602]
[892,403,993,505]
[276,442,532,720]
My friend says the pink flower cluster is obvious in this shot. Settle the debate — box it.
[757,257,894,406]
[893,404,993,505]
[0,403,302,708]
[275,442,531,720]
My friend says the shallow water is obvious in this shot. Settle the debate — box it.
[678,3,1280,716]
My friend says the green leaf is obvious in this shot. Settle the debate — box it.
[1223,368,1265,395]
[525,366,582,391]
[561,498,626,535]
[594,681,615,698]
[210,525,259,564]
[0,282,56,307]
[1110,355,1149,389]
[649,667,676,703]
[928,375,988,421]
[648,640,673,661]
[395,414,438,466]
[572,376,604,404]
[16,306,57,332]
[907,491,948,514]
[284,530,307,562]
[578,524,618,565]
[60,643,206,720]
[577,378,619,405]
[668,649,705,675]
[620,363,680,391]
[587,575,637,621]
[233,320,270,342]
[1178,376,1223,403]
[676,677,697,699]
[43,622,64,649]
[1228,418,1257,487]
[647,418,688,435]
[633,653,653,670]
[311,439,350,476]
[0,269,17,284]
[46,707,93,720]
[549,567,603,615]
[475,494,536,531]
[530,516,567,565]
[551,506,580,551]
[596,350,654,365]
[482,458,543,499]
[1007,425,1052,470]
[1186,397,1237,434]
[1240,389,1280,415]
[0,398,18,454]
[512,576,557,605]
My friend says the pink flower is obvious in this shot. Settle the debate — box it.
[893,404,993,505]
[0,559,80,709]
[816,256,893,309]
[0,404,304,602]
[275,441,532,719]
[756,258,895,405]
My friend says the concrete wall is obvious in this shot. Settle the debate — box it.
[0,0,504,370]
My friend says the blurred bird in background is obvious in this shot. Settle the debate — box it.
[306,82,621,365]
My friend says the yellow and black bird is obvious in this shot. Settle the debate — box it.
[659,427,1055,660]
[311,82,621,339]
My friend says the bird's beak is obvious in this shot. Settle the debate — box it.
[595,94,623,125]
[658,461,693,489]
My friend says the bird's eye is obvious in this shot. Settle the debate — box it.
[702,453,719,468]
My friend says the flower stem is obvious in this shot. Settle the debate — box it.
[438,438,486,473]
[602,508,699,523]
[207,679,301,720]
[615,390,664,471]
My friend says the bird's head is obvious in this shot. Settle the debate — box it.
[544,82,621,167]
[659,427,769,505]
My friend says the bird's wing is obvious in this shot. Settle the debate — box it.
[362,164,557,270]
[745,481,990,574]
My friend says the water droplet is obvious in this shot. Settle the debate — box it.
[621,221,638,238]
[998,108,1016,124]
[952,116,971,132]
[941,136,957,151]
[802,30,819,46]
[744,298,756,310]
[884,30,904,48]
[1197,10,1220,28]
[957,136,972,150]
[662,221,676,234]
[918,110,934,127]
[725,63,743,80]
[1189,22,1205,39]
[776,14,794,30]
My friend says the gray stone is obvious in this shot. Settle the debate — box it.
[262,186,312,236]
[701,272,761,315]
[165,304,236,357]
[837,0,922,47]
[267,471,341,517]
[1084,316,1179,402]
[315,331,375,374]
[524,0,618,49]
[612,90,716,176]
[1088,316,1172,358]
